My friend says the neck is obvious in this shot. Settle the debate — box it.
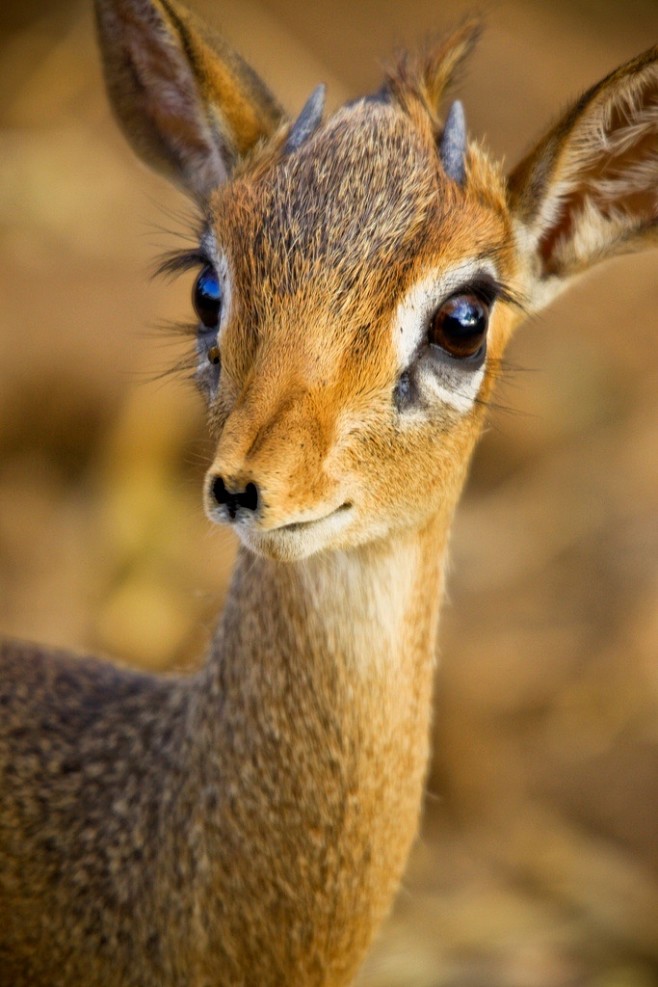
[187,515,448,985]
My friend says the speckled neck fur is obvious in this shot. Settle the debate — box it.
[187,518,447,985]
[0,516,446,987]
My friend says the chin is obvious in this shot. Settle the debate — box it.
[237,507,361,562]
[239,528,328,562]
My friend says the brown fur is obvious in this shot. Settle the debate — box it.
[1,1,656,984]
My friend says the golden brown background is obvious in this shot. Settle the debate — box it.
[1,1,658,983]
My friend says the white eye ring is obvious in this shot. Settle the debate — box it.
[392,260,498,414]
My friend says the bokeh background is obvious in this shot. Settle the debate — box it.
[1,1,657,984]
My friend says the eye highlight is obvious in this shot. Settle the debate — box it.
[428,293,489,360]
[193,264,222,329]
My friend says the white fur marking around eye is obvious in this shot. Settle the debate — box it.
[393,260,496,413]
[417,362,486,415]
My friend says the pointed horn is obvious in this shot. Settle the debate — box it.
[285,83,326,153]
[439,100,467,185]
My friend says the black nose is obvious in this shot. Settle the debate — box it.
[210,476,259,520]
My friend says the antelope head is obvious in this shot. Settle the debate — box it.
[95,0,658,561]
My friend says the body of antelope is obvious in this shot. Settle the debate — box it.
[0,1,656,984]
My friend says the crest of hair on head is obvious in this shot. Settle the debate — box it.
[384,18,482,127]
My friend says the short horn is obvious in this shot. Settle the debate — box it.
[285,84,326,153]
[439,100,467,185]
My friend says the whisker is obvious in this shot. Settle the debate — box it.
[140,319,199,341]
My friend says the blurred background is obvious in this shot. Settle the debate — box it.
[1,0,657,984]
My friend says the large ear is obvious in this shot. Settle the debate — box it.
[94,0,285,202]
[509,46,658,308]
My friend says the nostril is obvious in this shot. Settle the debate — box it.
[209,475,260,518]
[238,482,259,513]
[211,475,229,507]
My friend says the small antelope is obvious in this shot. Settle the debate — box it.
[1,1,656,984]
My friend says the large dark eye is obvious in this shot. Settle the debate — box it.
[428,293,489,360]
[193,265,222,329]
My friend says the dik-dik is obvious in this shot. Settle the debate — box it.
[0,1,656,984]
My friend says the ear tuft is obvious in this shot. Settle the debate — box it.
[384,18,481,124]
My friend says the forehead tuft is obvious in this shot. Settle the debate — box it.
[214,102,451,307]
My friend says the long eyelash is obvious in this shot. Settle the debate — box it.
[494,279,527,311]
[467,275,527,312]
[153,247,211,281]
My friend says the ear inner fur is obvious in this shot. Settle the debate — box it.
[508,46,658,283]
[94,0,285,199]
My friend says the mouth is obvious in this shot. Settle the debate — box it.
[240,502,355,561]
[275,502,353,533]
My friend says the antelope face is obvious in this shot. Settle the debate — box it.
[95,0,657,560]
[197,102,516,561]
